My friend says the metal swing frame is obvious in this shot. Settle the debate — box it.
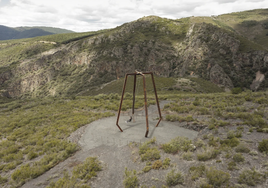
[116,71,162,137]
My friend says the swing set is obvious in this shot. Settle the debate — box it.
[116,71,162,137]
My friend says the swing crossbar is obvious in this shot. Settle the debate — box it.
[116,71,162,137]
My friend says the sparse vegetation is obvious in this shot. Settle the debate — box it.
[123,168,139,188]
[238,168,266,186]
[258,139,268,154]
[162,136,193,154]
[197,147,220,161]
[233,153,245,163]
[1,81,268,187]
[152,160,162,169]
[165,169,184,187]
[205,167,230,187]
[47,157,102,188]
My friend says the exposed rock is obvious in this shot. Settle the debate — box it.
[0,15,268,98]
[210,64,234,88]
[250,71,265,91]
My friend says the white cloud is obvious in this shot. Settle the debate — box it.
[0,0,267,32]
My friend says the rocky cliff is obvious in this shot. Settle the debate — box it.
[0,9,268,98]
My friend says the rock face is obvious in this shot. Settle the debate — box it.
[250,71,265,91]
[0,14,268,98]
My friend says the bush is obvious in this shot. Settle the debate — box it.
[182,151,193,161]
[140,148,161,162]
[235,143,250,153]
[152,160,162,169]
[0,175,8,184]
[231,87,242,94]
[220,137,240,148]
[258,139,268,154]
[162,158,171,169]
[227,161,237,171]
[166,169,184,186]
[189,165,206,180]
[123,168,139,188]
[48,157,101,188]
[72,157,102,181]
[27,151,38,160]
[233,153,245,163]
[142,166,152,173]
[197,147,220,161]
[238,168,265,186]
[162,136,192,154]
[206,167,230,187]
[139,137,156,155]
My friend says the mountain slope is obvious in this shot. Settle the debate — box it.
[0,25,19,40]
[0,25,74,40]
[15,26,74,34]
[0,9,268,98]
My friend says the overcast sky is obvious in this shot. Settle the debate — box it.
[0,0,267,32]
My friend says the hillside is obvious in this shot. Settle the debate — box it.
[0,91,268,187]
[0,25,74,40]
[0,9,268,98]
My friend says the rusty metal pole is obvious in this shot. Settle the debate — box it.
[142,74,149,137]
[132,74,136,120]
[116,74,129,132]
[150,73,162,127]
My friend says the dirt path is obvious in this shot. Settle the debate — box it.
[22,101,198,188]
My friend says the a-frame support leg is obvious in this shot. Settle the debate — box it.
[142,74,149,137]
[132,74,136,122]
[150,73,162,127]
[116,74,129,132]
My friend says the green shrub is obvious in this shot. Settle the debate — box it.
[206,167,230,187]
[142,166,152,173]
[258,139,268,154]
[195,138,205,147]
[197,147,220,161]
[0,175,8,184]
[227,161,237,171]
[189,165,206,180]
[238,168,266,186]
[152,160,162,169]
[227,130,241,139]
[27,151,38,160]
[141,148,161,162]
[48,157,101,188]
[182,151,194,161]
[139,137,156,155]
[235,143,250,153]
[162,136,192,154]
[166,169,184,186]
[46,171,83,188]
[72,157,102,181]
[165,114,178,122]
[123,168,139,188]
[231,87,242,94]
[162,158,171,169]
[233,153,245,163]
[220,137,240,148]
[208,136,219,147]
